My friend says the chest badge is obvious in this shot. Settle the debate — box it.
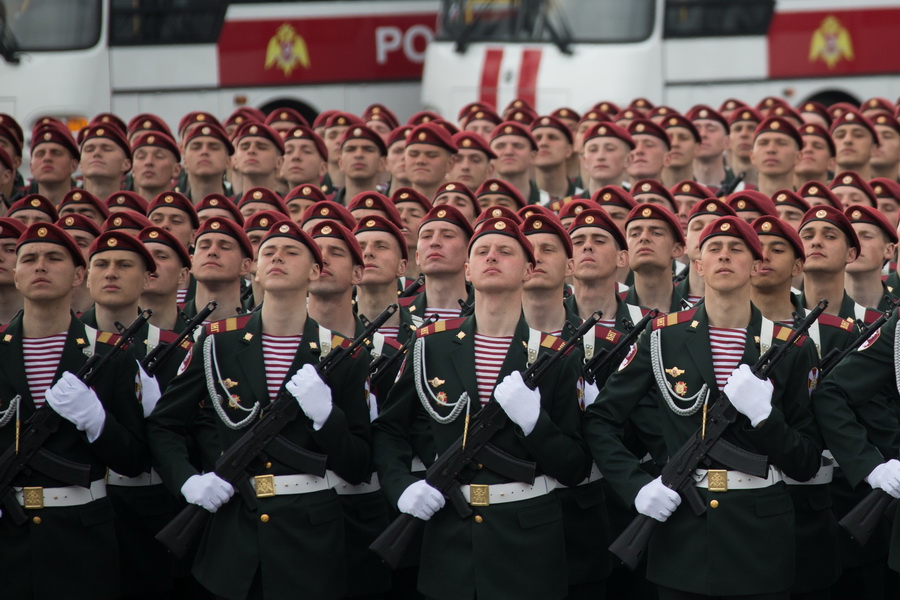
[674,381,688,396]
[436,391,449,405]
[429,377,445,388]
[223,378,239,389]
[665,366,685,378]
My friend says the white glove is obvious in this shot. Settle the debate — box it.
[583,379,600,407]
[45,371,106,442]
[285,364,333,430]
[180,473,234,512]
[723,363,773,427]
[137,362,162,418]
[634,476,682,522]
[367,390,379,423]
[494,371,540,436]
[866,460,900,499]
[397,480,445,520]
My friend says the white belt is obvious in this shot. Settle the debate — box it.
[250,473,335,498]
[693,466,783,491]
[822,449,839,468]
[410,456,426,473]
[556,463,604,489]
[460,474,557,506]
[107,468,163,487]
[329,470,381,495]
[784,459,834,486]
[15,479,107,508]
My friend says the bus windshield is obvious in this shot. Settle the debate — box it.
[437,0,655,47]
[1,0,101,52]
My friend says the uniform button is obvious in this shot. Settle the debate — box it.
[477,463,483,469]
[474,515,483,524]
[265,462,272,469]
[32,516,41,525]
[260,514,270,523]
[709,500,719,509]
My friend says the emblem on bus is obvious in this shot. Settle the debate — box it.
[265,24,311,76]
[809,16,853,70]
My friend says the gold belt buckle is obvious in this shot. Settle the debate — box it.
[469,484,489,507]
[707,470,728,492]
[23,486,44,509]
[254,475,276,498]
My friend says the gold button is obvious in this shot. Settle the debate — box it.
[709,500,719,509]
[265,462,272,469]
[474,515,483,524]
[476,463,484,469]
[32,516,41,525]
[260,514,270,523]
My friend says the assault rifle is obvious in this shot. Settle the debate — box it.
[609,300,827,570]
[583,309,659,384]
[369,311,602,568]
[0,310,152,524]
[156,304,397,558]
[369,315,439,384]
[399,274,426,299]
[141,301,217,376]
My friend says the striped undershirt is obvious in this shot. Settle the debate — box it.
[709,327,747,389]
[424,307,461,321]
[474,333,512,404]
[23,334,67,408]
[261,334,302,402]
[176,288,188,304]
[378,326,400,341]
[687,294,703,306]
[597,318,617,328]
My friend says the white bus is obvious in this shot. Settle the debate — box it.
[421,0,900,117]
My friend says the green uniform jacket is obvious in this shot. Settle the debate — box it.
[373,314,591,600]
[147,312,372,600]
[584,304,821,595]
[0,313,146,600]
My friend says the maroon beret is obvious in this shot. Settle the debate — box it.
[452,131,497,158]
[753,117,802,148]
[196,193,244,225]
[407,123,458,153]
[106,191,149,214]
[0,217,26,240]
[475,179,527,209]
[830,172,878,207]
[148,191,200,229]
[233,122,285,154]
[309,219,364,266]
[699,216,762,260]
[353,214,408,260]
[196,216,254,258]
[490,121,537,151]
[103,211,153,233]
[265,107,309,128]
[727,191,778,217]
[688,199,736,222]
[625,203,685,245]
[671,180,715,200]
[9,194,58,222]
[468,217,535,264]
[131,131,180,162]
[347,191,403,225]
[60,189,109,219]
[799,205,861,254]
[17,222,86,268]
[282,125,328,161]
[89,230,156,271]
[80,124,131,160]
[521,213,573,258]
[626,119,670,148]
[798,181,842,210]
[420,204,474,238]
[846,205,898,244]
[752,215,805,259]
[798,123,836,156]
[127,114,173,138]
[662,114,701,143]
[177,111,222,136]
[772,190,811,214]
[57,214,101,238]
[32,124,80,160]
[592,186,638,211]
[567,208,627,250]
[830,108,879,142]
[340,124,388,155]
[238,187,290,215]
[301,201,357,231]
[139,225,192,268]
[184,122,234,155]
[584,122,635,149]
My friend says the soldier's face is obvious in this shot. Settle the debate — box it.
[0,239,16,285]
[14,243,84,301]
[366,120,392,141]
[191,233,251,284]
[416,221,468,277]
[386,142,408,183]
[533,128,573,169]
[183,137,230,178]
[324,126,349,164]
[798,222,857,274]
[356,230,407,286]
[674,196,699,232]
[477,193,519,211]
[144,243,188,296]
[405,145,454,187]
[435,194,477,224]
[831,186,872,210]
[523,232,572,292]
[87,250,150,308]
[729,121,757,160]
[281,140,325,186]
[871,125,900,169]
[310,237,362,296]
[574,120,599,154]
[80,139,131,180]
[339,140,384,181]
[626,219,684,272]
[59,204,105,227]
[751,236,803,292]
[287,198,315,225]
[750,133,800,177]
[833,125,876,169]
[776,206,805,231]
[396,203,426,249]
[582,137,630,184]
[570,228,626,283]
[149,207,194,250]
[846,223,894,275]
[464,119,495,142]
[877,198,900,229]
[256,238,320,293]
[666,128,697,169]
[694,120,729,159]
[695,238,757,293]
[449,149,493,190]
[31,143,78,185]
[796,136,834,178]
[490,136,534,178]
[0,136,21,171]
[627,136,667,180]
[239,202,273,220]
[132,147,181,191]
[9,209,52,227]
[235,138,283,177]
[465,233,532,292]
[198,208,237,226]
[685,214,719,262]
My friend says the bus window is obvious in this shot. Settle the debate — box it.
[109,0,227,46]
[664,0,775,38]
[1,0,101,51]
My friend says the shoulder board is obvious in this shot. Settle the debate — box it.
[772,324,807,345]
[863,308,883,325]
[593,325,622,344]
[816,313,855,332]
[652,308,699,331]
[417,317,466,338]
[398,296,417,308]
[158,329,194,351]
[0,322,10,334]
[383,336,403,351]
[204,315,252,335]
[539,332,565,352]
[96,331,123,346]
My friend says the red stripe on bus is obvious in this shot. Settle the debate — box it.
[516,48,542,108]
[480,48,504,108]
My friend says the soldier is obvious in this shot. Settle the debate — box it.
[531,116,578,202]
[0,222,146,599]
[625,119,669,186]
[264,108,307,135]
[333,125,388,206]
[8,194,58,226]
[797,206,861,319]
[147,191,199,251]
[449,131,496,193]
[727,191,778,225]
[623,203,686,313]
[196,193,244,227]
[670,181,714,233]
[184,217,253,322]
[843,205,897,310]
[307,220,365,339]
[392,187,433,278]
[0,217,24,322]
[0,147,14,212]
[231,122,285,197]
[461,107,502,141]
[872,178,900,230]
[585,215,821,599]
[749,215,806,322]
[405,123,458,201]
[283,184,325,225]
[519,213,574,335]
[831,108,879,180]
[58,189,109,227]
[0,120,25,205]
[727,107,763,188]
[57,213,102,315]
[29,124,80,206]
[353,215,408,340]
[490,121,543,205]
[237,187,290,221]
[148,220,372,600]
[131,131,182,205]
[476,179,527,211]
[686,105,732,192]
[106,190,149,215]
[374,216,590,599]
[750,117,802,197]
[181,122,234,201]
[830,171,878,210]
[139,226,192,332]
[661,114,700,188]
[580,122,634,197]
[678,200,738,306]
[79,124,131,201]
[868,111,900,182]
[794,123,836,189]
[433,181,479,225]
[385,125,414,196]
[322,112,362,194]
[280,125,328,191]
[772,189,811,231]
[243,211,291,310]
